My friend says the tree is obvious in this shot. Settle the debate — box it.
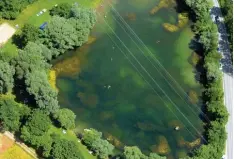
[185,0,210,18]
[11,42,50,79]
[21,109,52,156]
[18,24,40,48]
[70,6,96,28]
[51,138,83,159]
[82,128,102,147]
[0,98,22,131]
[25,70,59,114]
[40,7,96,57]
[40,16,78,55]
[56,108,76,129]
[21,110,51,137]
[0,0,23,19]
[0,60,15,94]
[0,0,37,19]
[49,3,72,18]
[91,138,114,159]
[123,146,147,159]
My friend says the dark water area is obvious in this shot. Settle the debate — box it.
[53,0,204,158]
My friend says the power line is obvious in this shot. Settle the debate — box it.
[106,1,211,123]
[96,10,207,143]
[103,22,199,141]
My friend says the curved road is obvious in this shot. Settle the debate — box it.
[210,1,233,159]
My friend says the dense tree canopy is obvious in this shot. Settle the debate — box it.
[11,42,50,79]
[25,70,59,113]
[51,138,83,159]
[0,98,23,131]
[0,60,15,94]
[123,146,146,159]
[18,24,40,48]
[185,0,210,18]
[39,6,96,56]
[91,138,114,159]
[219,0,233,55]
[82,128,102,147]
[21,110,52,155]
[50,3,72,18]
[55,108,76,129]
[0,0,37,19]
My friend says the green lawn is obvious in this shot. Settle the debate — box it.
[0,0,101,56]
[48,126,96,159]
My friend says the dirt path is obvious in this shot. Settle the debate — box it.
[3,131,38,159]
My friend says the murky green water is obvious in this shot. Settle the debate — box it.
[54,0,204,158]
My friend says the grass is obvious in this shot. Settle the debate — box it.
[0,144,35,159]
[0,0,101,56]
[48,126,96,159]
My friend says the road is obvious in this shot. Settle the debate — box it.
[210,1,233,159]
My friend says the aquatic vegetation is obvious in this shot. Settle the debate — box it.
[190,52,201,66]
[77,92,99,108]
[167,120,184,129]
[175,149,187,158]
[177,13,189,28]
[128,0,152,9]
[104,133,124,149]
[48,69,58,92]
[136,122,157,131]
[176,135,201,149]
[115,103,136,113]
[150,136,171,155]
[53,47,89,78]
[150,0,175,15]
[99,111,114,121]
[162,23,179,32]
[186,138,201,148]
[53,57,82,77]
[56,79,73,93]
[125,13,136,21]
[163,13,189,32]
[144,94,161,106]
[111,123,123,137]
[53,36,95,78]
[188,90,199,104]
[120,67,146,87]
[86,36,97,45]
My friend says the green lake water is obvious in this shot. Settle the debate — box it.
[53,0,204,158]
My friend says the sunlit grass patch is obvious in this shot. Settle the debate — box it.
[0,144,35,159]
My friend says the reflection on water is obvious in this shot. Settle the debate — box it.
[53,0,204,158]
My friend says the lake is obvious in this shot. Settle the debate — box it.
[53,0,204,158]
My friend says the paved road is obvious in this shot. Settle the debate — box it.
[210,1,233,159]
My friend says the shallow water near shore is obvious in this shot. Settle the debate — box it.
[53,0,204,158]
